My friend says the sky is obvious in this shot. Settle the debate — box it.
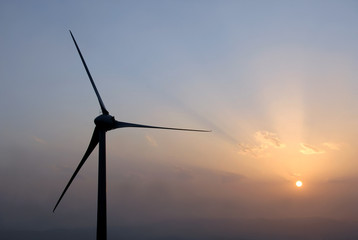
[1,0,358,239]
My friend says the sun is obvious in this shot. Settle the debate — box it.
[296,180,303,187]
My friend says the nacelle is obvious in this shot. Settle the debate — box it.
[94,114,115,130]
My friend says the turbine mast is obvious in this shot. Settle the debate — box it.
[97,130,107,240]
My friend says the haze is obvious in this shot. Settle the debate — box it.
[1,1,358,239]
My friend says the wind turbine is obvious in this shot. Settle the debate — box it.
[53,31,210,240]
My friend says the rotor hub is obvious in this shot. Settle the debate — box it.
[94,114,115,130]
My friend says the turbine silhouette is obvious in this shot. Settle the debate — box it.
[53,31,210,240]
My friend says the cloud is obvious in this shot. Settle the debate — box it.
[33,136,46,144]
[237,143,264,157]
[322,142,341,151]
[220,171,245,183]
[145,135,158,147]
[170,165,246,185]
[289,172,301,178]
[238,131,285,157]
[300,143,325,155]
[255,131,286,148]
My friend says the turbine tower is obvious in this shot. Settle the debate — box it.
[53,31,210,240]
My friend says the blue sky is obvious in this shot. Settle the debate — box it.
[1,1,358,239]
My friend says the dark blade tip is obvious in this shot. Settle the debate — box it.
[53,202,60,212]
[192,129,211,132]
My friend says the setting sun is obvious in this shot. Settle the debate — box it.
[296,181,303,187]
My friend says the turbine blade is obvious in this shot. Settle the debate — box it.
[53,127,99,212]
[69,30,109,115]
[113,120,211,132]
